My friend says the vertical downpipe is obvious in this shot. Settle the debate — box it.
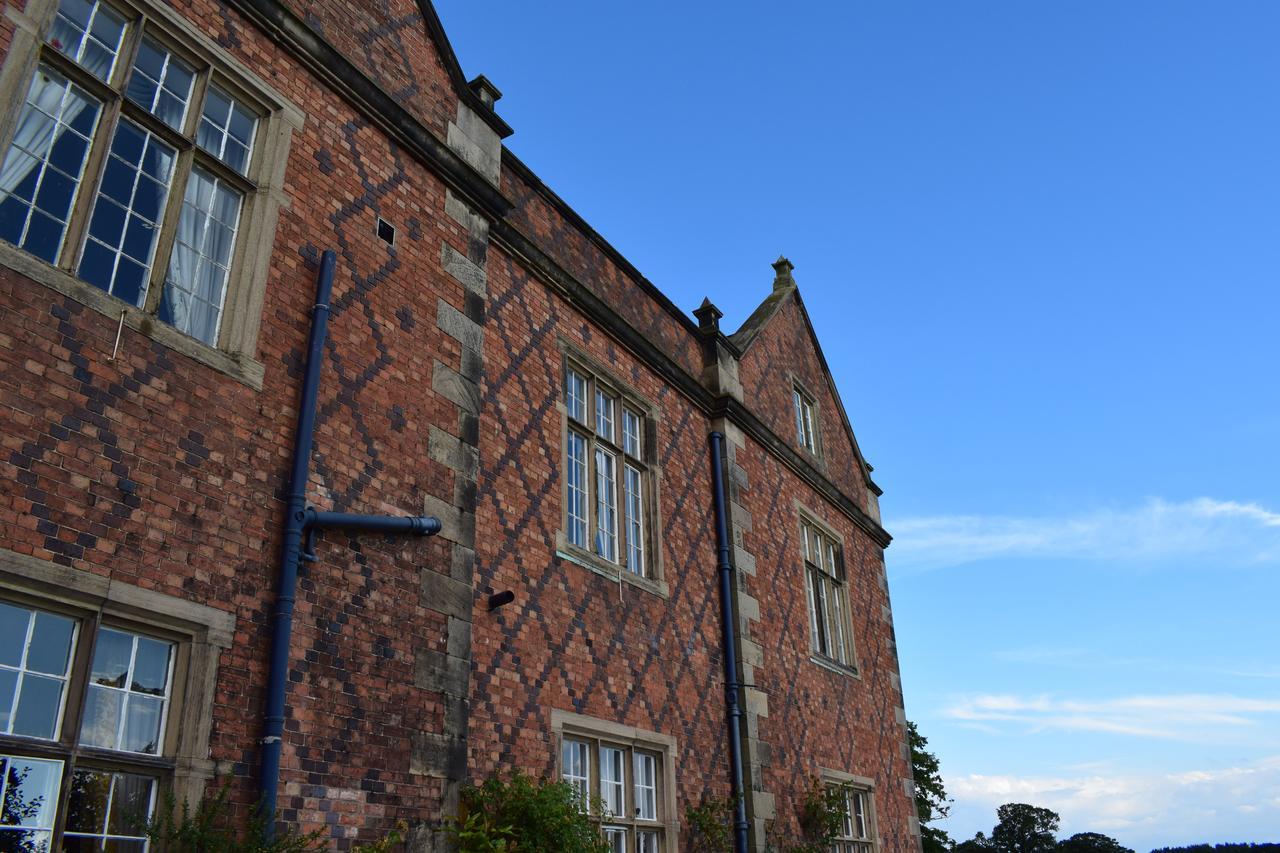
[259,250,337,825]
[709,431,751,853]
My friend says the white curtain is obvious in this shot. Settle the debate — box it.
[0,68,95,197]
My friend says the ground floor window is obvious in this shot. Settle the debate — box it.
[553,710,678,852]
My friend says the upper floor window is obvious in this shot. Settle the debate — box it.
[802,518,855,669]
[793,384,818,455]
[0,598,178,850]
[564,361,654,580]
[0,0,301,373]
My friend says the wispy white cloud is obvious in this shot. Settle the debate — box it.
[944,692,1280,742]
[887,497,1280,572]
[945,756,1280,850]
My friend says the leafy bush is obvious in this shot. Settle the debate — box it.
[448,772,608,853]
[685,795,735,853]
[764,779,853,853]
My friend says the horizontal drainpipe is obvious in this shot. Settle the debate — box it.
[259,249,440,829]
[709,431,751,853]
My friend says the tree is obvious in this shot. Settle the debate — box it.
[954,831,994,853]
[1057,832,1134,853]
[990,803,1059,853]
[907,721,954,853]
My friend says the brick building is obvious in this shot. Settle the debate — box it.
[0,0,917,850]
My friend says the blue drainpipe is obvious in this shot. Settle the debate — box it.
[258,250,440,827]
[709,431,751,853]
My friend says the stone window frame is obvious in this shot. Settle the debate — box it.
[791,378,822,459]
[0,0,305,390]
[554,340,667,599]
[551,709,679,852]
[796,504,860,678]
[821,768,878,853]
[0,546,234,842]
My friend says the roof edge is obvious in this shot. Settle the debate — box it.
[416,1,514,138]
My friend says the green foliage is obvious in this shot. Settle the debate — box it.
[991,803,1060,853]
[146,786,325,853]
[764,778,852,853]
[908,721,954,853]
[448,772,608,853]
[1057,832,1134,853]
[145,784,405,853]
[685,795,735,853]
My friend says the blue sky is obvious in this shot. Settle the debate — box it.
[434,2,1280,848]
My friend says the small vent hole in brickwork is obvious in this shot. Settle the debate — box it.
[376,217,396,246]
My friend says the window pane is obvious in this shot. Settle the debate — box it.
[603,827,627,853]
[157,168,241,344]
[197,85,257,174]
[624,465,644,577]
[566,430,588,548]
[636,831,660,853]
[90,629,132,688]
[594,448,617,562]
[126,38,195,131]
[81,629,173,753]
[131,637,170,696]
[623,409,641,458]
[595,390,614,441]
[0,67,101,262]
[0,754,63,840]
[599,746,624,818]
[0,605,76,740]
[80,685,124,749]
[566,369,587,423]
[0,603,26,668]
[12,675,62,739]
[634,752,656,821]
[49,0,127,82]
[78,120,176,305]
[66,769,155,849]
[561,739,589,812]
[0,671,16,733]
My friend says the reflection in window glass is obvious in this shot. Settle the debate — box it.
[78,120,176,306]
[65,769,156,851]
[594,448,617,561]
[0,754,63,850]
[566,368,587,423]
[196,86,256,174]
[600,746,624,818]
[0,67,101,263]
[80,628,173,754]
[157,169,242,345]
[566,430,588,549]
[0,603,76,740]
[126,38,196,131]
[561,739,589,812]
[48,0,127,82]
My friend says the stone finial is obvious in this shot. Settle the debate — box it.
[693,297,723,333]
[468,75,502,110]
[772,256,795,292]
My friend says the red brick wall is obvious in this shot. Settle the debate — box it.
[0,0,475,844]
[733,441,913,851]
[468,244,737,809]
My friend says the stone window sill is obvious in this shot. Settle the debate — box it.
[0,242,265,390]
[555,541,670,600]
[810,653,860,680]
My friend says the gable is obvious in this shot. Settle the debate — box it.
[733,267,879,510]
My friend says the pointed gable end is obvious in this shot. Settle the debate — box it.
[731,258,883,522]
